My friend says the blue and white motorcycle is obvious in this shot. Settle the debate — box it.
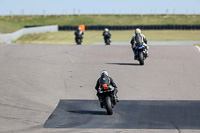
[135,43,148,65]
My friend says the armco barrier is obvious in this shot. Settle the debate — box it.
[0,25,58,44]
[58,25,200,30]
[58,26,77,31]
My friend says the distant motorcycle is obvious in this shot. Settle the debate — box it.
[75,34,83,45]
[75,29,84,45]
[135,43,148,65]
[104,33,111,45]
[98,86,117,115]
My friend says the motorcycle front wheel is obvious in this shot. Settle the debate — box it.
[105,96,113,115]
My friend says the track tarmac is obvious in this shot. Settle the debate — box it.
[44,100,200,129]
[0,43,200,133]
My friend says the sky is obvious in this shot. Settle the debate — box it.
[0,0,200,15]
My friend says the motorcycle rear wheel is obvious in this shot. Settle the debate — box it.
[105,39,110,45]
[77,39,82,45]
[105,96,113,115]
[139,51,144,65]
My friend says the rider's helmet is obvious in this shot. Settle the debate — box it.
[105,28,109,32]
[101,70,108,76]
[78,27,81,31]
[135,28,141,34]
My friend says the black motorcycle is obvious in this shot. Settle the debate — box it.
[98,86,117,115]
[103,33,111,45]
[75,30,83,45]
[75,35,83,45]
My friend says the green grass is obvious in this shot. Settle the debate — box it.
[15,30,200,45]
[142,30,200,41]
[1,15,200,33]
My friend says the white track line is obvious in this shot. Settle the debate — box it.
[195,45,200,52]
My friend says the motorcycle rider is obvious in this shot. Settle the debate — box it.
[130,28,149,59]
[74,27,84,43]
[95,70,118,107]
[102,28,111,44]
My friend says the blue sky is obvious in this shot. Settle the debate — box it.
[0,0,200,15]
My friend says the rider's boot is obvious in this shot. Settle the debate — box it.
[145,45,149,57]
[146,49,149,57]
[113,89,119,102]
[99,98,103,108]
[98,97,104,108]
[100,101,103,108]
[115,95,119,102]
[133,49,137,60]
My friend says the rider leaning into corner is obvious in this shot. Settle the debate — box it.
[130,28,149,59]
[95,70,118,103]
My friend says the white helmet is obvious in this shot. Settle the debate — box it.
[101,70,108,76]
[105,28,109,32]
[78,27,81,30]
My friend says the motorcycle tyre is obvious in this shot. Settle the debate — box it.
[105,39,110,45]
[105,96,113,115]
[77,39,82,45]
[139,51,144,65]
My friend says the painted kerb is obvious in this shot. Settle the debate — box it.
[0,25,58,44]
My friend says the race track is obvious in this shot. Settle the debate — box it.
[0,43,200,133]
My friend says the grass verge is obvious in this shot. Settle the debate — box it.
[1,15,200,33]
[15,30,200,45]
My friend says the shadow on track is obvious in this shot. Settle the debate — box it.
[44,100,200,129]
[106,63,140,66]
[68,110,106,115]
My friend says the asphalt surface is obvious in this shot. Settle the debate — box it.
[44,100,200,129]
[0,43,200,133]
